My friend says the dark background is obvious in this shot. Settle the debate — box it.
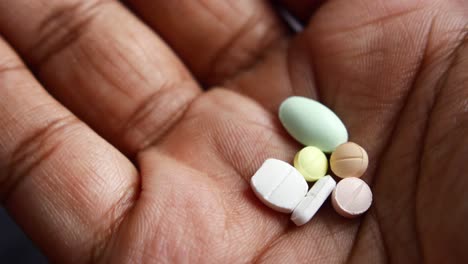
[0,208,47,263]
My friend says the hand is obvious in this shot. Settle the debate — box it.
[0,0,466,262]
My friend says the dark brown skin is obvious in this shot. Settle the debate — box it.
[0,0,467,263]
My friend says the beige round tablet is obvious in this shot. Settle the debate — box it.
[330,142,368,178]
[332,177,372,218]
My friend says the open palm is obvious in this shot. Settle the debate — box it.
[0,0,467,263]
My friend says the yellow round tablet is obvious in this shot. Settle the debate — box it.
[294,146,328,182]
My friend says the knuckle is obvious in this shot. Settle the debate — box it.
[0,58,27,79]
[120,80,198,154]
[1,115,81,201]
[28,0,114,68]
[206,11,284,83]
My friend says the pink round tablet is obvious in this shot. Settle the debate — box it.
[332,177,372,218]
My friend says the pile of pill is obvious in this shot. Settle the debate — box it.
[250,96,373,226]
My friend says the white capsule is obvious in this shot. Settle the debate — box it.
[291,175,336,226]
[251,159,308,213]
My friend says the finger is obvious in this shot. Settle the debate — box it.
[125,0,288,85]
[277,0,325,23]
[0,0,201,156]
[0,38,138,262]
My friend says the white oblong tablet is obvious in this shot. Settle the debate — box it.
[291,175,336,226]
[251,159,308,213]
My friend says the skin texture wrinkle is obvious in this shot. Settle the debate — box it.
[0,0,466,263]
